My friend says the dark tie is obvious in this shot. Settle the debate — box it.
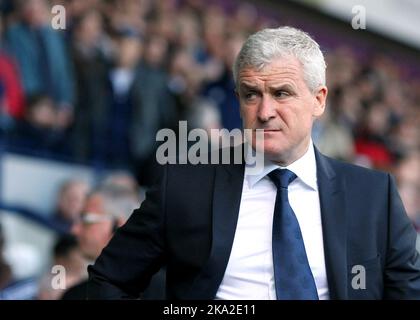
[268,169,319,300]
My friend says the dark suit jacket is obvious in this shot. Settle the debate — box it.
[87,147,420,299]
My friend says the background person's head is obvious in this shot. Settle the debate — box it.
[72,9,104,48]
[233,26,328,165]
[18,0,50,27]
[144,35,169,69]
[224,33,246,72]
[53,235,85,277]
[38,235,86,300]
[99,170,140,202]
[56,179,90,224]
[71,185,139,261]
[114,32,143,69]
[395,152,420,223]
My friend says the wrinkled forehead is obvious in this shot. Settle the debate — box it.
[238,56,304,87]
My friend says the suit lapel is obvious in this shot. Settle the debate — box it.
[186,154,245,299]
[315,148,348,299]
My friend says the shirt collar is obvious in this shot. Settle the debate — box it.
[245,140,318,191]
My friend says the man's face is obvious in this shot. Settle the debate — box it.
[71,194,114,261]
[237,56,327,165]
[58,182,88,222]
[21,0,49,27]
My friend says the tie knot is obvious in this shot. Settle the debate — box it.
[268,169,297,189]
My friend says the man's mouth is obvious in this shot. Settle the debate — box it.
[254,129,281,132]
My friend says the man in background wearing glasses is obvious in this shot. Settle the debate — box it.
[61,185,165,299]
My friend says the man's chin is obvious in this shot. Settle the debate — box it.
[252,139,287,156]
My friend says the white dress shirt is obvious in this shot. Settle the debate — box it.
[215,141,330,300]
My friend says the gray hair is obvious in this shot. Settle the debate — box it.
[233,26,326,92]
[94,185,140,221]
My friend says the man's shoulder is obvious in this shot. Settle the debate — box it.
[321,153,389,184]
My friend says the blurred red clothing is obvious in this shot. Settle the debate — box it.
[355,138,393,169]
[0,52,25,119]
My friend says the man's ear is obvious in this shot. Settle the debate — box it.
[313,86,328,118]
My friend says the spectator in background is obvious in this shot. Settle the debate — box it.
[354,101,393,170]
[230,2,259,35]
[37,235,86,300]
[0,13,25,131]
[7,94,70,156]
[312,105,354,162]
[395,153,420,225]
[69,9,112,162]
[105,0,147,35]
[167,48,220,129]
[143,35,169,72]
[58,0,102,32]
[394,152,420,253]
[51,179,90,234]
[53,235,86,281]
[99,170,141,202]
[203,32,245,131]
[62,183,163,299]
[104,30,143,169]
[5,0,75,129]
[66,182,165,299]
[147,0,178,45]
[107,30,176,186]
[390,116,420,161]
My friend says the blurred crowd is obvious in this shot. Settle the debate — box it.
[0,0,419,299]
[0,0,257,186]
[316,47,420,225]
[0,170,167,299]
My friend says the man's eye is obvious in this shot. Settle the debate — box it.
[244,92,257,100]
[274,90,289,98]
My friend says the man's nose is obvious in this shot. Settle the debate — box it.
[257,95,276,122]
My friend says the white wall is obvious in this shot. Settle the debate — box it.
[0,210,57,279]
[0,153,95,216]
[296,0,420,50]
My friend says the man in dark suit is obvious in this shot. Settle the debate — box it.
[87,26,420,300]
